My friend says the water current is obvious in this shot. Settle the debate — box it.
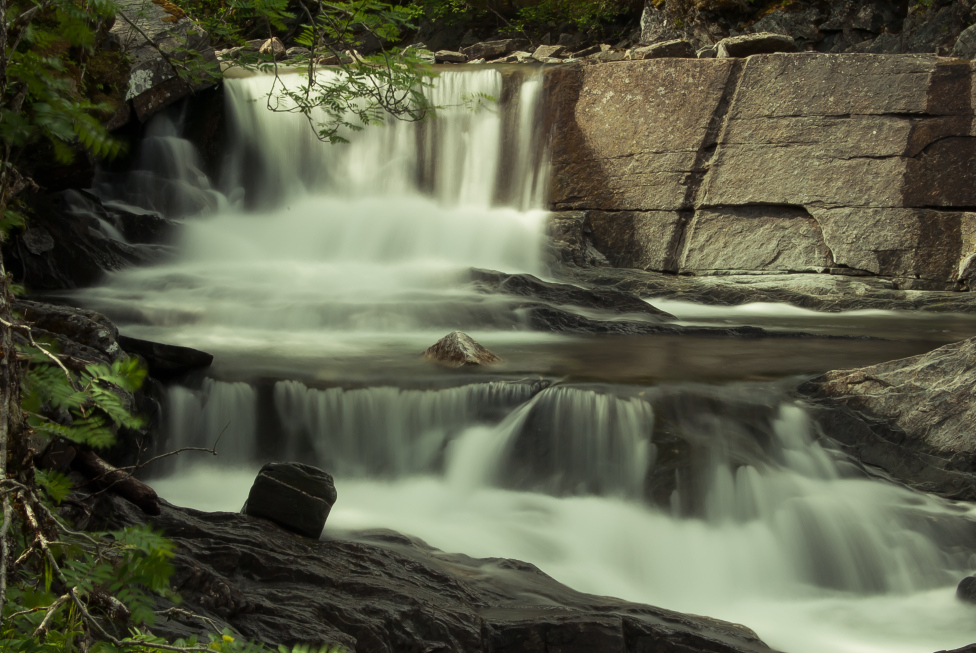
[67,67,976,653]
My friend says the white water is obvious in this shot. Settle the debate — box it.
[153,382,976,653]
[73,68,976,653]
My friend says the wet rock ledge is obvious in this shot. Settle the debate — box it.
[104,494,775,653]
[799,336,976,500]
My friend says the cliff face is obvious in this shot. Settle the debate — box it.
[545,54,976,291]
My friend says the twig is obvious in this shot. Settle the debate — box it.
[22,501,216,653]
[155,607,223,634]
[31,593,71,641]
[0,317,75,387]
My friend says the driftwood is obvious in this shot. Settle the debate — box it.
[73,448,161,515]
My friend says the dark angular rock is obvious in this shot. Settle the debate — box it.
[242,462,337,539]
[423,331,500,367]
[716,33,799,58]
[15,299,124,364]
[117,335,214,377]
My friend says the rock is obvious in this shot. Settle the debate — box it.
[570,44,602,58]
[631,39,696,59]
[953,24,976,59]
[679,207,834,274]
[259,37,286,60]
[242,462,337,539]
[558,32,582,48]
[959,252,976,285]
[469,268,674,320]
[590,50,627,62]
[546,53,976,287]
[402,44,435,64]
[105,495,777,652]
[461,39,529,61]
[958,576,976,603]
[532,44,566,59]
[318,54,353,65]
[547,59,736,212]
[697,46,716,58]
[15,300,125,365]
[117,335,214,377]
[111,0,217,121]
[798,337,976,499]
[748,7,825,45]
[423,331,500,367]
[434,50,467,63]
[537,56,564,64]
[467,58,485,64]
[553,264,976,313]
[284,46,309,58]
[4,190,169,290]
[585,211,685,272]
[716,33,799,58]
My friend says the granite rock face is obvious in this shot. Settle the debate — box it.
[545,54,976,289]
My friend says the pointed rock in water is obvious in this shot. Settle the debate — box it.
[243,462,337,539]
[424,331,500,367]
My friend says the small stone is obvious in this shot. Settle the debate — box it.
[435,50,468,63]
[715,33,799,58]
[538,56,563,64]
[423,331,500,367]
[590,50,627,62]
[697,46,716,59]
[467,58,486,64]
[259,37,286,60]
[570,44,601,58]
[285,46,310,58]
[631,39,695,60]
[243,462,337,539]
[532,44,566,59]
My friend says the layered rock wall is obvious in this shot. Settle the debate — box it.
[546,54,976,290]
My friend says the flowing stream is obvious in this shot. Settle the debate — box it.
[69,68,976,653]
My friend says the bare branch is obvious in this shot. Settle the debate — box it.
[31,593,71,641]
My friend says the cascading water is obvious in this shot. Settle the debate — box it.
[68,67,976,653]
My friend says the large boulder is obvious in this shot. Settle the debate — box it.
[242,462,337,539]
[111,0,218,120]
[461,39,529,60]
[423,331,500,367]
[799,337,976,499]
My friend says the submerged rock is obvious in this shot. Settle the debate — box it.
[799,337,976,500]
[424,331,500,367]
[105,494,776,652]
[242,462,337,538]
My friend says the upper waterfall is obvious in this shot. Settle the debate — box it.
[222,69,548,210]
[74,68,554,366]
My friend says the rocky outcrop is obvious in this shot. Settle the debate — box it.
[112,0,218,120]
[242,463,337,538]
[545,53,976,291]
[798,337,976,500]
[424,332,501,367]
[117,336,213,377]
[103,494,776,653]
